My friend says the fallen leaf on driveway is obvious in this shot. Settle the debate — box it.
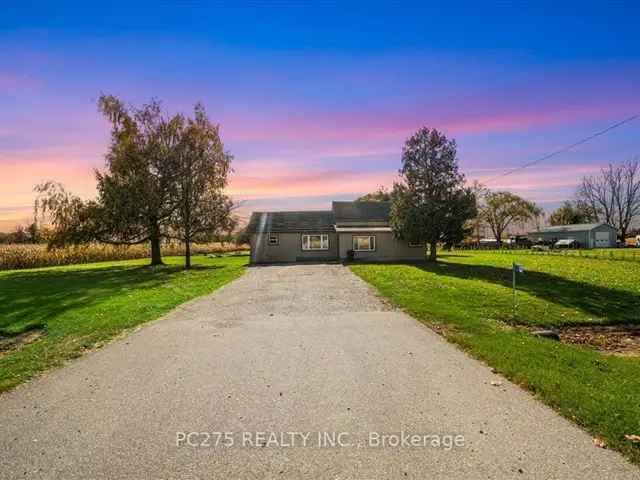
[624,434,640,443]
[593,437,607,448]
[490,381,502,387]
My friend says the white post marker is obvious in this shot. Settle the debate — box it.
[512,262,524,318]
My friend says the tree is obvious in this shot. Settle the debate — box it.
[356,186,391,202]
[235,226,251,246]
[469,180,489,244]
[8,226,29,244]
[95,95,183,265]
[390,127,476,261]
[577,159,640,240]
[479,191,541,246]
[549,200,597,226]
[34,95,235,267]
[26,222,41,243]
[442,190,477,249]
[34,181,101,248]
[171,103,234,268]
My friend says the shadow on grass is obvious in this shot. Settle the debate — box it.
[0,264,222,335]
[401,260,640,326]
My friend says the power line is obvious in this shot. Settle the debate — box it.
[483,114,639,185]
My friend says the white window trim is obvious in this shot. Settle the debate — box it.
[268,233,279,245]
[352,235,376,252]
[301,234,329,251]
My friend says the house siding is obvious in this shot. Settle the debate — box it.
[337,232,425,261]
[247,202,429,264]
[250,233,338,264]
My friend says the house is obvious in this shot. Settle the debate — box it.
[246,201,426,264]
[527,223,617,248]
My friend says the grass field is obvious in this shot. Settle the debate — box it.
[350,251,640,464]
[481,247,640,263]
[0,254,248,392]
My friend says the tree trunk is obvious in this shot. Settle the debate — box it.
[495,227,503,247]
[149,225,163,266]
[185,238,191,269]
[428,241,437,262]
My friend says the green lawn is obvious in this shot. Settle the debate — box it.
[481,246,640,264]
[0,254,247,392]
[350,251,640,464]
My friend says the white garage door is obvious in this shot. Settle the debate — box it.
[595,231,610,247]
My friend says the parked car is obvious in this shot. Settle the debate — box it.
[532,238,555,249]
[531,244,551,252]
[554,239,580,249]
[508,235,532,247]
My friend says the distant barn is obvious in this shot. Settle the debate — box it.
[528,223,617,248]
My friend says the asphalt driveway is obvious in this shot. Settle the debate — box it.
[1,264,638,479]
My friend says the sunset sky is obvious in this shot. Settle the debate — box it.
[1,1,639,229]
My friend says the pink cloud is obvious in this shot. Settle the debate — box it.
[227,94,637,144]
[466,164,605,205]
[0,150,100,209]
[221,63,639,144]
[2,56,637,230]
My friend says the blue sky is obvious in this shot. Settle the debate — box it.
[1,1,639,228]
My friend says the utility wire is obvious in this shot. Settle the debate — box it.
[483,114,639,185]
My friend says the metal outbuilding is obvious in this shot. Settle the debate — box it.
[528,223,617,248]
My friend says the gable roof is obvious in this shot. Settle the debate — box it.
[245,211,335,233]
[332,201,391,225]
[535,223,612,234]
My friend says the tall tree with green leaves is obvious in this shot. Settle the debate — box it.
[390,127,476,261]
[479,191,541,246]
[171,103,235,268]
[356,186,391,202]
[35,95,235,267]
[95,95,182,265]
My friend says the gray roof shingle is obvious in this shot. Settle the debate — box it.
[246,201,393,234]
[246,211,335,233]
[332,201,391,225]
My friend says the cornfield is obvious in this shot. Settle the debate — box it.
[0,242,249,270]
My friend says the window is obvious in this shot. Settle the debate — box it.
[302,234,329,250]
[408,241,424,248]
[268,233,279,245]
[353,235,375,251]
